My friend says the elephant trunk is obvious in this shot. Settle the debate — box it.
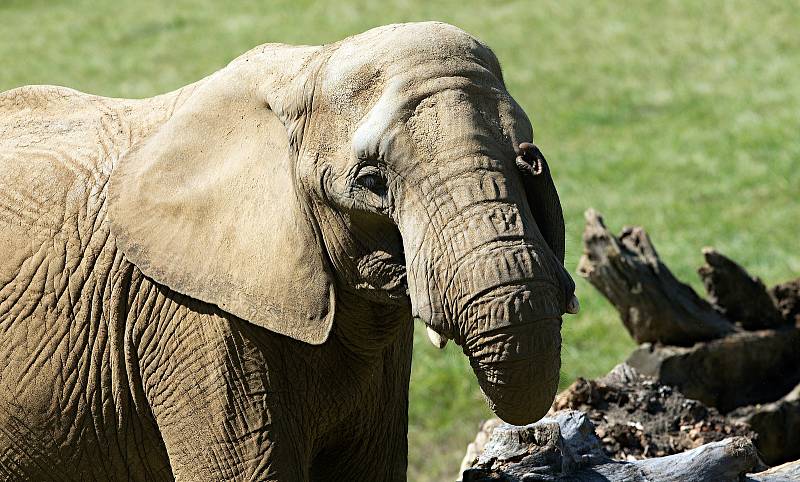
[400,174,572,424]
[451,244,564,424]
[462,284,562,425]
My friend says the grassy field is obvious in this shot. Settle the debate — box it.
[2,1,798,480]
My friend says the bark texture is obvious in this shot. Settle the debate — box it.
[577,209,733,345]
[748,460,800,482]
[577,210,800,463]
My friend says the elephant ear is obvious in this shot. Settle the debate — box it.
[519,145,566,264]
[109,46,336,345]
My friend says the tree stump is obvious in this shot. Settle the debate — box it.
[564,209,800,473]
[577,209,733,345]
[697,248,785,329]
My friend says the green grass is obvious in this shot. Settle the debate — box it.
[2,1,798,480]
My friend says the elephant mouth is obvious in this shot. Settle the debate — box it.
[354,249,409,305]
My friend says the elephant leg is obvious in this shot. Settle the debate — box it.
[309,321,414,482]
[134,292,311,481]
[154,402,308,482]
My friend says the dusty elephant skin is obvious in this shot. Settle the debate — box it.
[0,22,575,481]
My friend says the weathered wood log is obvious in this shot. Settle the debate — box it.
[577,209,734,345]
[698,248,785,329]
[460,418,504,476]
[731,383,800,466]
[459,409,767,482]
[748,459,800,481]
[617,437,762,481]
[771,278,800,325]
[627,327,800,412]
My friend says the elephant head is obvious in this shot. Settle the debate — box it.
[109,22,577,425]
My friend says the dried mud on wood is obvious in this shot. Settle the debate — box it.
[573,208,800,469]
[551,364,756,461]
[576,209,800,462]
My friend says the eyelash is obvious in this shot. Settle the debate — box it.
[354,166,388,195]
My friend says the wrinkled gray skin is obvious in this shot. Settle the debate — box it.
[0,22,575,481]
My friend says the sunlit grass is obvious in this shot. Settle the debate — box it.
[2,1,798,480]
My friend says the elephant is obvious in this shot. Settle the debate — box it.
[0,22,577,481]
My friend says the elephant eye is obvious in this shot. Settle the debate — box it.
[355,167,387,195]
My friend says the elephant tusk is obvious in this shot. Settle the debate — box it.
[426,325,448,349]
[566,295,581,314]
